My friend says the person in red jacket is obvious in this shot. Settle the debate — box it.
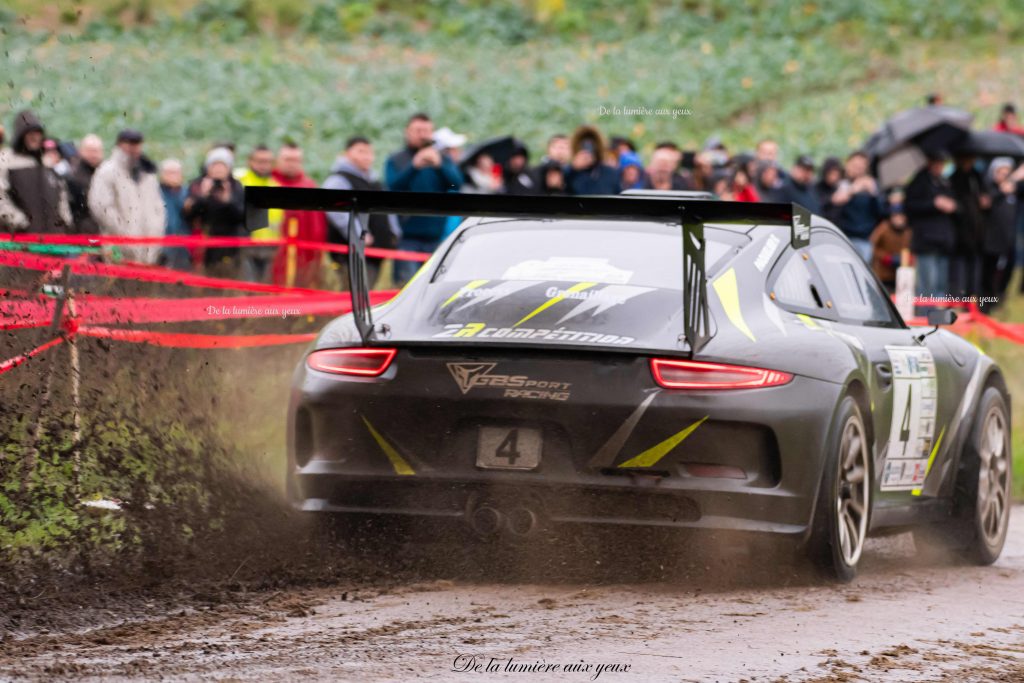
[725,166,760,202]
[994,103,1024,136]
[270,143,327,288]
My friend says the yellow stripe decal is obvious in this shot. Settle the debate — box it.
[712,268,756,342]
[515,282,596,327]
[796,313,820,330]
[618,416,708,468]
[362,417,415,476]
[442,279,489,308]
[911,426,945,496]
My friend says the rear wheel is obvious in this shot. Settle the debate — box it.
[915,386,1012,565]
[808,396,871,582]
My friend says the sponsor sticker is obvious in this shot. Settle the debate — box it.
[753,234,781,272]
[447,362,572,401]
[880,346,938,491]
[434,322,636,346]
[502,257,634,284]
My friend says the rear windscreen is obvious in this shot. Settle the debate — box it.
[436,221,732,290]
[390,220,741,350]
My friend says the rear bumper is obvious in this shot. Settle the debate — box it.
[292,468,809,536]
[288,351,845,538]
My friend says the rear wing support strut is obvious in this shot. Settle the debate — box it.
[245,188,810,353]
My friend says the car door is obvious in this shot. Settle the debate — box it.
[806,234,958,505]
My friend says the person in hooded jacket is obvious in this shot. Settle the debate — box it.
[503,141,536,195]
[323,136,401,289]
[815,156,844,226]
[0,110,72,233]
[88,129,165,263]
[564,125,620,195]
[982,158,1024,305]
[754,161,787,203]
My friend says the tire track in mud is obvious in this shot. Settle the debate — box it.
[1,510,1023,682]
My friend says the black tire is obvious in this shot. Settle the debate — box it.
[807,396,871,582]
[915,386,1012,565]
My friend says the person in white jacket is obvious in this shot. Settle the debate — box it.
[88,129,165,264]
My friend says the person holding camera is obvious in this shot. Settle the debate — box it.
[183,146,246,277]
[384,112,463,285]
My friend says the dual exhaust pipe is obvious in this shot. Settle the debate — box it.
[468,502,540,540]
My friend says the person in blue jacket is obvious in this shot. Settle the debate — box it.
[384,113,462,285]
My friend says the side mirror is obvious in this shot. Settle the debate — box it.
[926,309,958,326]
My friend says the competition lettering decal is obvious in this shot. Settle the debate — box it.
[880,346,938,491]
[446,362,571,401]
[434,322,635,346]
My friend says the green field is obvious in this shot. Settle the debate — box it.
[2,1,1024,176]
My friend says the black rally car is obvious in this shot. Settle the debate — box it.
[246,188,1012,581]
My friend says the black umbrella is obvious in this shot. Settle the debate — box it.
[459,136,522,168]
[864,106,973,188]
[951,130,1024,159]
[864,106,973,158]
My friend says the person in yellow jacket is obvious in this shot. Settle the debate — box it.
[234,145,282,283]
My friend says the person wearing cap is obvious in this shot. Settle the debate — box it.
[778,155,821,213]
[183,146,246,277]
[88,128,165,263]
[994,103,1024,136]
[0,109,72,234]
[904,151,957,306]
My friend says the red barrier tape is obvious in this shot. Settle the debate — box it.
[1,290,398,330]
[78,326,317,348]
[0,336,66,376]
[3,233,431,262]
[0,250,331,294]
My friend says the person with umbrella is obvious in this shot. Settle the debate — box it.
[904,150,957,308]
[949,153,990,299]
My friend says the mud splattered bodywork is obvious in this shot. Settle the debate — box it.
[244,189,1007,550]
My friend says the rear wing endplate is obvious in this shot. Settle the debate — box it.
[246,188,811,352]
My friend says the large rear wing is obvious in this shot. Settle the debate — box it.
[245,188,811,353]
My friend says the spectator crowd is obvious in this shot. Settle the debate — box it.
[1,102,1024,307]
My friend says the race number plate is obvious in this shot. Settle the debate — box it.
[476,427,542,470]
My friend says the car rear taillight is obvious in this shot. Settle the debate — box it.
[650,358,792,390]
[307,348,397,377]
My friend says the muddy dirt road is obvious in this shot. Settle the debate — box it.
[3,508,1024,682]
